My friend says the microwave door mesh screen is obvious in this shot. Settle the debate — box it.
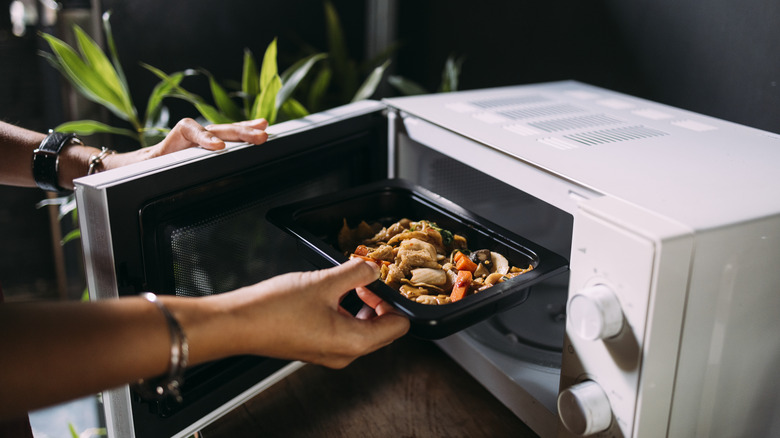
[168,206,299,297]
[164,179,341,297]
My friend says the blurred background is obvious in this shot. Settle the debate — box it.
[1,0,779,302]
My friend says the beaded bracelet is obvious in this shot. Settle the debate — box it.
[134,292,189,403]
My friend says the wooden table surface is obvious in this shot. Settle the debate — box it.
[203,335,540,437]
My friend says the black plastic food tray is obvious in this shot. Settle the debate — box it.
[267,179,569,339]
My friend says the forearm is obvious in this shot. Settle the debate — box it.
[0,121,107,190]
[0,295,235,419]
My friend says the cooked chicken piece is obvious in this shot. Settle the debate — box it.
[367,244,395,262]
[387,228,444,253]
[384,264,405,289]
[396,238,439,275]
[398,237,437,258]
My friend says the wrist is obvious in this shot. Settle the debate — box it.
[163,295,239,366]
[32,130,82,193]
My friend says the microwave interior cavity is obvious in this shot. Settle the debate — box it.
[396,132,573,368]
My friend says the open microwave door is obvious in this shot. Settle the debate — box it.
[74,101,389,438]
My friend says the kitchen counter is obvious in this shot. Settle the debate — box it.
[203,335,539,437]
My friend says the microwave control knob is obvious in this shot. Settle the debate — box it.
[558,380,612,436]
[568,284,623,340]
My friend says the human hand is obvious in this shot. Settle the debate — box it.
[103,118,269,170]
[199,259,410,369]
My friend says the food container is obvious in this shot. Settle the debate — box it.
[267,179,569,339]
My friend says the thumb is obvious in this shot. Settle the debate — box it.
[315,259,380,301]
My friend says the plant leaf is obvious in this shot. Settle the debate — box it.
[307,67,332,111]
[440,54,465,93]
[259,38,279,91]
[241,48,259,98]
[73,25,136,120]
[351,60,390,102]
[254,74,282,124]
[55,120,137,139]
[280,97,310,121]
[143,63,233,124]
[144,71,185,126]
[206,71,242,121]
[39,32,131,121]
[387,75,429,96]
[192,100,235,125]
[324,1,347,73]
[324,1,358,100]
[101,11,129,94]
[277,53,326,110]
[61,228,81,245]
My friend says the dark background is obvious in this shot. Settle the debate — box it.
[1,0,778,300]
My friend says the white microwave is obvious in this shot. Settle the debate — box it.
[76,81,780,437]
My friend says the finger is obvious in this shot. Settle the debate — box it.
[207,118,268,130]
[374,300,404,317]
[355,286,384,309]
[170,118,226,151]
[353,312,410,347]
[205,124,268,145]
[205,119,269,145]
[316,259,379,302]
[355,304,376,320]
[234,118,269,129]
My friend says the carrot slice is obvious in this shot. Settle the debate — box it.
[451,270,472,302]
[455,254,478,272]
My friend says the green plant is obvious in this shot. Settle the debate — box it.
[165,0,395,125]
[146,38,325,125]
[388,54,466,96]
[39,12,175,147]
[69,423,106,438]
[301,0,394,112]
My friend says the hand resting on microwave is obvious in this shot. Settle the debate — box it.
[0,117,269,191]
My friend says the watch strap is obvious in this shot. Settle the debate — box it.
[32,130,82,193]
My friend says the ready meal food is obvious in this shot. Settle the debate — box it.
[339,218,533,305]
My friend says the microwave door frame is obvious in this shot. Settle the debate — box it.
[74,100,389,438]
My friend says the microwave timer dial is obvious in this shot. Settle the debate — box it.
[568,284,624,341]
[558,380,613,435]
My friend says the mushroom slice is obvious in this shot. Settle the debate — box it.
[470,249,492,268]
[400,278,444,293]
[491,251,510,275]
[485,272,506,286]
[410,267,447,286]
[473,262,490,279]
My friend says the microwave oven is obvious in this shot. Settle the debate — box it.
[75,80,780,437]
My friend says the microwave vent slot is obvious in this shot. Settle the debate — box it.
[564,125,668,146]
[498,104,585,120]
[468,94,550,109]
[538,137,580,150]
[529,114,623,132]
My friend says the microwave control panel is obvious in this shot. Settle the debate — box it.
[558,202,657,436]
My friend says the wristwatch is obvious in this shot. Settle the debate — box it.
[32,130,82,193]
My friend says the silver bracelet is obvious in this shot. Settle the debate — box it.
[135,292,189,403]
[87,147,116,175]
